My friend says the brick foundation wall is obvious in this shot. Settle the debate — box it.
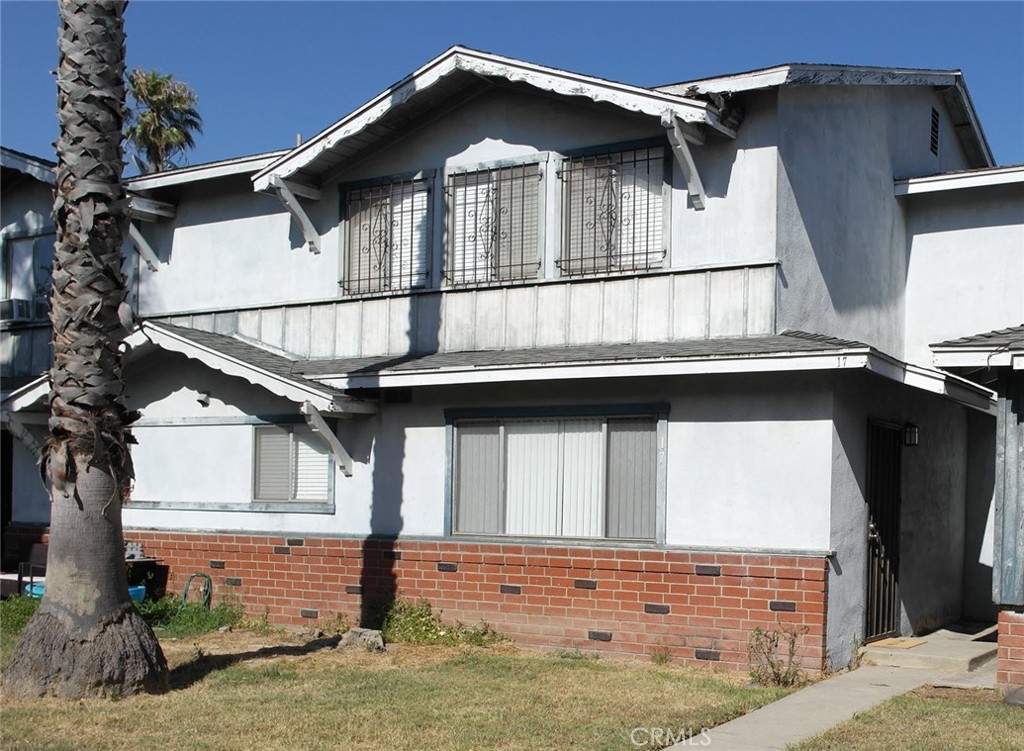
[997,607,1024,692]
[128,530,828,672]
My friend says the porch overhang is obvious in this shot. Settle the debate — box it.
[298,333,995,414]
[252,46,734,194]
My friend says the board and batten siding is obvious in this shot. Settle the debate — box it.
[158,262,777,359]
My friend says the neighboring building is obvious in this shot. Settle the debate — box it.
[2,49,1022,684]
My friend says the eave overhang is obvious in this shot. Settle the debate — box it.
[895,164,1024,195]
[310,343,994,414]
[0,147,56,185]
[252,46,734,193]
[931,325,1024,370]
[658,63,994,168]
[126,151,289,192]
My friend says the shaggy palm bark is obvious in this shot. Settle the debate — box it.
[4,0,168,699]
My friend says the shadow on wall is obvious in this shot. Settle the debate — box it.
[356,199,441,628]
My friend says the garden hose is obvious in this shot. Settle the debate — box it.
[179,572,213,613]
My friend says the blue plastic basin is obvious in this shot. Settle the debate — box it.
[24,583,146,602]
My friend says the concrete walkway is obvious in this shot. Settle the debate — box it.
[681,659,997,751]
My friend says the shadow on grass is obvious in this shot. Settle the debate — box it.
[168,634,343,691]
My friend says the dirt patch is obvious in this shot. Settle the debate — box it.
[912,685,1004,703]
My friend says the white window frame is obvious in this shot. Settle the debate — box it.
[445,405,668,544]
[253,423,335,504]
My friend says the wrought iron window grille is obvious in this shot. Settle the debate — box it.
[343,178,430,294]
[445,163,542,285]
[558,147,666,277]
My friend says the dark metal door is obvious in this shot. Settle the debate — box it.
[865,421,902,642]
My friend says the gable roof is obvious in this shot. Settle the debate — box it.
[656,63,994,168]
[252,46,734,192]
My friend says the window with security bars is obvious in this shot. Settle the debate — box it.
[559,147,665,276]
[344,178,430,294]
[446,163,540,284]
[453,415,658,540]
[254,425,332,503]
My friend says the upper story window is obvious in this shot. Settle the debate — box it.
[343,176,430,294]
[2,232,55,323]
[445,163,541,285]
[254,424,333,503]
[558,146,666,276]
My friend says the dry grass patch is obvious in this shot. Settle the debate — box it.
[3,629,789,751]
[789,686,1024,751]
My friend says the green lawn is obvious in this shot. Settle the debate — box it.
[2,628,791,751]
[789,686,1024,751]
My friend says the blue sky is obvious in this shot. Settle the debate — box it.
[2,1,1023,169]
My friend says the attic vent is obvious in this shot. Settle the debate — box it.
[929,108,940,156]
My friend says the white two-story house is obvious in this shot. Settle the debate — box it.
[2,48,1022,681]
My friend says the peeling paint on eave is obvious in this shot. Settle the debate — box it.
[658,64,960,96]
[253,48,731,192]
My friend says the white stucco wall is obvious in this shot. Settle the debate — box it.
[903,181,1024,364]
[775,85,909,359]
[121,371,835,556]
[135,178,340,315]
[665,375,833,550]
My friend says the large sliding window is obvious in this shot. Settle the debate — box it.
[254,425,333,503]
[452,412,661,541]
[343,177,430,294]
[558,145,666,276]
[446,163,541,284]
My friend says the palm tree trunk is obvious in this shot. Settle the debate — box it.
[4,0,168,699]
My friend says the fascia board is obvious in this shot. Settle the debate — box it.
[660,64,958,95]
[315,349,875,389]
[0,376,50,412]
[253,47,730,191]
[932,348,1016,369]
[867,353,996,413]
[895,164,1024,195]
[0,149,56,185]
[126,151,288,192]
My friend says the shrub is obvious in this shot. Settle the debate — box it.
[380,598,503,647]
[747,625,807,687]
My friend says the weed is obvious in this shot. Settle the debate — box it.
[555,648,599,661]
[236,609,281,635]
[140,596,242,637]
[748,624,807,687]
[380,598,503,647]
[649,646,672,665]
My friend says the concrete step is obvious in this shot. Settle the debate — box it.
[861,627,997,673]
